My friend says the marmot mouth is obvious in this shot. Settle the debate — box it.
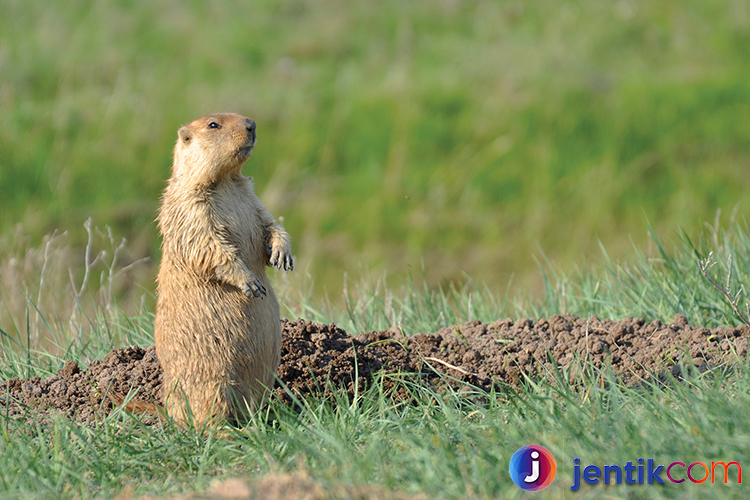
[237,133,256,158]
[237,143,254,157]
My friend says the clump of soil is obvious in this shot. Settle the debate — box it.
[1,314,748,424]
[0,346,162,424]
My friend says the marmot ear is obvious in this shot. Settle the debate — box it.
[178,127,192,143]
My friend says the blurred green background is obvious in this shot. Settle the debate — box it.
[1,0,749,300]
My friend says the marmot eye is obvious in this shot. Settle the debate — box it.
[208,122,221,129]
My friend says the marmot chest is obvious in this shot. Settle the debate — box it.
[210,179,266,266]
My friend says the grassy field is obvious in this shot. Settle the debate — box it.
[2,361,749,500]
[1,219,750,499]
[2,0,750,297]
[2,0,750,498]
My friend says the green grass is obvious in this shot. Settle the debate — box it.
[290,218,750,334]
[1,346,749,499]
[1,220,750,499]
[2,0,750,296]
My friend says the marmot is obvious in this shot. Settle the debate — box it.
[154,113,293,426]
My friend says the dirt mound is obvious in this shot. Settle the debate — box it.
[1,314,748,424]
[0,346,163,424]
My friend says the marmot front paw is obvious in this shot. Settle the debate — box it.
[268,244,294,271]
[243,279,267,298]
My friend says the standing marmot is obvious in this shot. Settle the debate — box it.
[154,113,293,426]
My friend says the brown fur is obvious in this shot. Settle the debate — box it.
[154,113,293,426]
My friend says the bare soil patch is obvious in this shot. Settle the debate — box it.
[2,314,748,424]
[116,473,426,500]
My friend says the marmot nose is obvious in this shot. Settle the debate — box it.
[245,119,256,134]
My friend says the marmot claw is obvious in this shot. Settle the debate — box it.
[243,279,266,298]
[270,249,294,272]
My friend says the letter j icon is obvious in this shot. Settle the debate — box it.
[509,445,557,492]
[525,451,541,483]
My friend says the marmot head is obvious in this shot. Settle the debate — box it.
[172,113,257,183]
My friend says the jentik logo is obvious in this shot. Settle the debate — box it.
[509,445,557,491]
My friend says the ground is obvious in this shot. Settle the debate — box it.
[2,314,748,424]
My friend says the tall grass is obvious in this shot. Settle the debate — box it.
[0,220,152,379]
[284,216,750,333]
[2,215,749,373]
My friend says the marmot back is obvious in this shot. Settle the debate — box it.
[155,113,293,426]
